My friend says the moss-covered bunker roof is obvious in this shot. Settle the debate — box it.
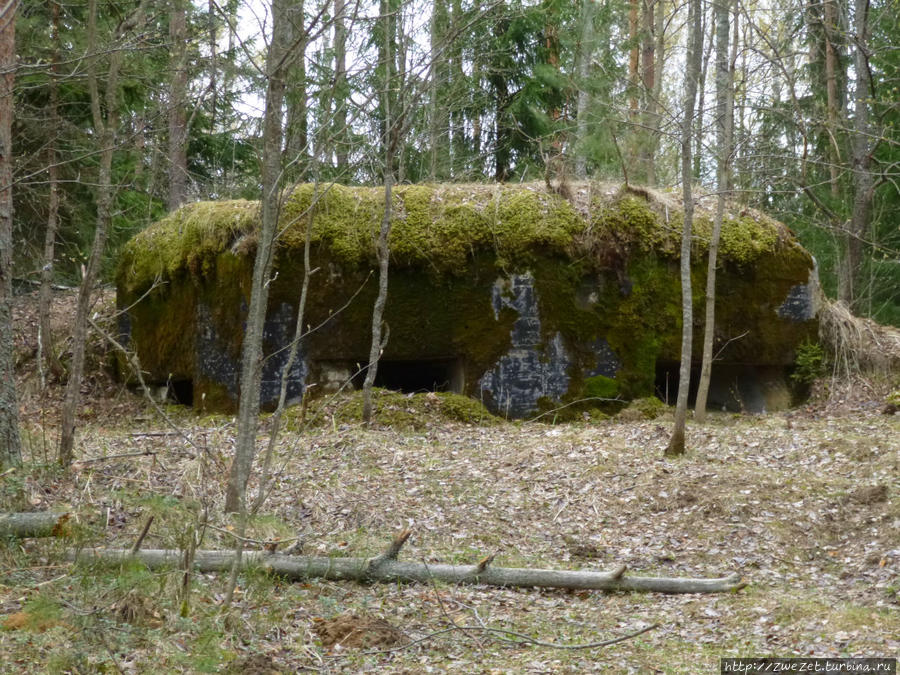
[117,182,806,296]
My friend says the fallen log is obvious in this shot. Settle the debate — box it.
[0,512,70,538]
[74,530,746,594]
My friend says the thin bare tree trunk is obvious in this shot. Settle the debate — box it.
[666,0,703,457]
[695,0,734,421]
[428,0,449,180]
[823,0,841,201]
[0,0,22,468]
[223,0,290,514]
[38,0,62,388]
[649,0,665,186]
[284,0,307,176]
[843,0,873,312]
[59,0,144,467]
[693,6,712,180]
[575,0,594,179]
[638,0,656,183]
[362,5,394,425]
[333,0,348,172]
[252,177,317,514]
[167,0,189,211]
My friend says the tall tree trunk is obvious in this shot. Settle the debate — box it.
[823,0,842,201]
[167,0,189,211]
[575,0,595,179]
[333,0,348,173]
[449,0,466,178]
[693,6,712,180]
[638,0,656,183]
[284,0,307,177]
[224,0,290,513]
[628,0,639,116]
[0,0,22,469]
[843,0,873,310]
[38,0,62,387]
[362,0,394,425]
[649,0,665,185]
[208,0,217,129]
[665,0,702,457]
[627,0,640,174]
[694,0,734,421]
[428,0,448,180]
[59,0,142,467]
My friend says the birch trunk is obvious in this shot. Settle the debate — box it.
[362,8,393,425]
[75,548,747,595]
[666,0,703,456]
[695,0,734,421]
[223,0,290,513]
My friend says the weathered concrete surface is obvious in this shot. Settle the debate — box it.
[115,183,819,417]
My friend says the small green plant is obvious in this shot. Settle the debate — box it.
[791,341,826,386]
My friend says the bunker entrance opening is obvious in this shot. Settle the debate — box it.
[654,361,778,413]
[353,358,464,395]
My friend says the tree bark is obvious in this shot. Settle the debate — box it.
[363,8,394,425]
[223,0,290,513]
[0,0,22,468]
[823,0,842,201]
[167,0,189,211]
[842,0,873,311]
[284,0,307,177]
[75,548,748,594]
[428,0,450,180]
[693,7,713,180]
[0,0,22,470]
[575,0,595,179]
[252,177,316,513]
[449,0,466,178]
[59,0,145,467]
[333,0,348,173]
[38,0,62,388]
[0,512,70,538]
[638,0,656,183]
[694,0,734,421]
[666,0,703,457]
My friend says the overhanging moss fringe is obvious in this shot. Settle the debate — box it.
[118,182,803,296]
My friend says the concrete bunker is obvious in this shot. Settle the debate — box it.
[116,183,820,418]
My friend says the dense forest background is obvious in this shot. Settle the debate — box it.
[8,0,900,323]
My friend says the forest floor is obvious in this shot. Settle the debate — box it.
[1,288,898,673]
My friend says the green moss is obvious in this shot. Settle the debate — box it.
[118,184,799,299]
[584,375,619,399]
[117,200,257,295]
[298,388,500,430]
[116,182,818,413]
[616,396,666,421]
[122,281,197,379]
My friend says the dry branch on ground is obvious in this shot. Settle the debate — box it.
[0,511,70,538]
[74,531,747,595]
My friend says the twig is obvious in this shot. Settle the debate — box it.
[130,515,154,555]
[204,523,300,549]
[355,620,659,657]
[75,450,178,465]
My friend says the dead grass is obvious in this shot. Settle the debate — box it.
[1,290,898,672]
[1,388,897,673]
